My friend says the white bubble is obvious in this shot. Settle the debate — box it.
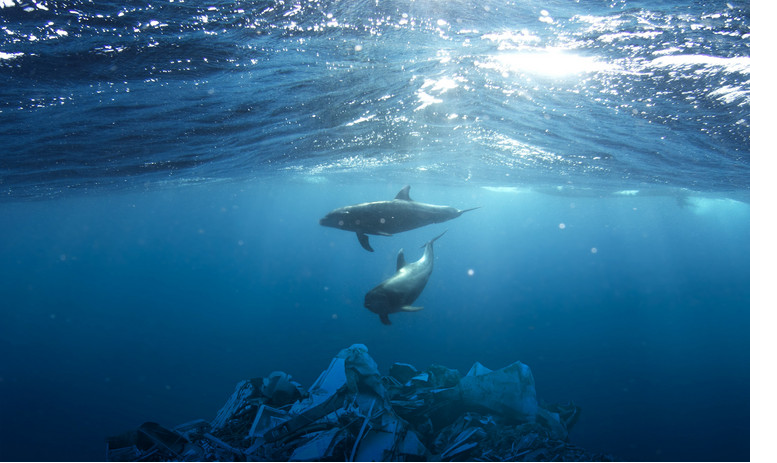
[467,269,475,276]
[558,223,566,230]
[591,247,598,254]
[380,217,386,224]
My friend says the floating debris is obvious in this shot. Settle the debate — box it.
[107,344,613,461]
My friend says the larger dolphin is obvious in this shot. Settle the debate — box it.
[319,185,477,252]
[364,231,445,325]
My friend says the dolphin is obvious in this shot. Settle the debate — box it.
[319,185,478,252]
[364,231,446,325]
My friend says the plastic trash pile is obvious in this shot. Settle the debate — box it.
[106,344,613,461]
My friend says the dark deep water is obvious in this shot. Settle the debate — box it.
[0,0,751,461]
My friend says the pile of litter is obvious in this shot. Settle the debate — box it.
[107,344,613,461]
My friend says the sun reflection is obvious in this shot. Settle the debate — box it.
[414,76,461,110]
[478,49,616,78]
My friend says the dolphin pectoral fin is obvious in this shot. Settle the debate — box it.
[357,232,374,252]
[401,305,424,312]
[394,185,412,201]
[379,314,391,325]
[396,248,406,271]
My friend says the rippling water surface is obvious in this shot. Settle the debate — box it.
[1,0,749,198]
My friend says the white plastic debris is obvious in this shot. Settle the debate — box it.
[107,344,612,462]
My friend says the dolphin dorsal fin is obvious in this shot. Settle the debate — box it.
[396,248,406,271]
[394,185,412,201]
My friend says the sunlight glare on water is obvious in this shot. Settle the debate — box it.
[479,48,618,79]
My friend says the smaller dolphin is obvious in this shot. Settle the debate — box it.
[319,185,478,252]
[364,231,446,325]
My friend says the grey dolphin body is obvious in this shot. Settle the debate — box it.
[319,186,477,252]
[364,231,446,325]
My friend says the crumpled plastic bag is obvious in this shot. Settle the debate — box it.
[458,361,539,422]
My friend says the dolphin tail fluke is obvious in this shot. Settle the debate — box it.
[421,230,447,248]
[401,305,424,312]
[379,314,391,325]
[458,206,481,216]
[357,232,374,252]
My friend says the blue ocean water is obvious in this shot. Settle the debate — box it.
[0,0,749,461]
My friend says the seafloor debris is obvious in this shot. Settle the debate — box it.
[106,344,613,461]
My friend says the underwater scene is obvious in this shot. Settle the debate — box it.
[0,0,749,461]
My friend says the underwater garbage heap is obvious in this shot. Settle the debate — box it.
[106,344,613,461]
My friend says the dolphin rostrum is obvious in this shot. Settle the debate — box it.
[319,186,478,252]
[364,231,446,325]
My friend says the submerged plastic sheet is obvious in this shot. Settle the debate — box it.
[288,428,342,461]
[107,344,613,462]
[458,360,539,421]
[297,356,347,411]
[248,405,286,438]
[337,343,387,399]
